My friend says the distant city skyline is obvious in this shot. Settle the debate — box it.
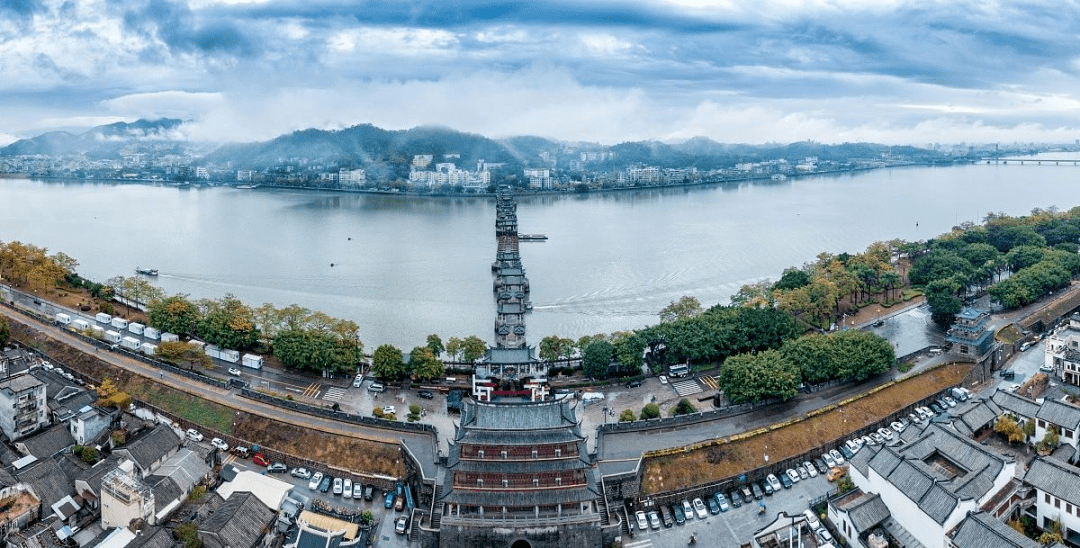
[2,0,1078,147]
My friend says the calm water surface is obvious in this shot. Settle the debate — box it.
[1,161,1077,349]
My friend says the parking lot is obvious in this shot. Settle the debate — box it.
[222,454,413,547]
[626,473,832,548]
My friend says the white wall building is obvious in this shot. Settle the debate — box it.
[100,463,155,529]
[523,168,551,189]
[1046,312,1080,386]
[1023,456,1080,544]
[0,373,48,440]
[338,168,366,186]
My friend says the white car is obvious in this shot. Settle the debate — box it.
[786,468,801,484]
[823,453,836,468]
[382,405,397,415]
[658,375,668,385]
[210,438,229,452]
[682,499,694,520]
[332,477,343,495]
[308,472,323,490]
[877,427,894,442]
[395,515,408,535]
[693,497,708,519]
[291,467,311,479]
[891,421,905,434]
[1040,364,1055,373]
[829,449,845,465]
[353,376,363,387]
[767,474,782,492]
[803,461,818,478]
[635,510,648,530]
[185,429,203,442]
[228,367,241,376]
[343,478,353,498]
[803,509,820,530]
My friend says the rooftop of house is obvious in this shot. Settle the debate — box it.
[199,491,275,548]
[460,398,578,432]
[0,372,44,395]
[1035,398,1080,430]
[1023,456,1080,509]
[114,424,179,473]
[950,398,1003,437]
[18,424,74,460]
[831,489,891,534]
[991,388,1042,419]
[15,458,73,512]
[950,511,1043,548]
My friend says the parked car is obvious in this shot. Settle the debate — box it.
[660,504,674,527]
[658,375,668,384]
[228,367,241,376]
[766,474,782,492]
[715,492,730,512]
[382,405,397,415]
[728,490,743,508]
[827,466,849,482]
[750,482,764,500]
[814,458,829,475]
[829,449,845,465]
[692,497,708,519]
[384,491,394,508]
[797,465,809,480]
[232,446,250,458]
[343,478,353,498]
[823,453,837,468]
[649,510,661,529]
[332,477,343,495]
[364,484,374,501]
[870,431,885,444]
[395,515,409,535]
[786,468,801,484]
[877,427,894,442]
[353,483,365,499]
[252,453,270,467]
[817,527,835,544]
[803,509,821,530]
[1040,363,1055,373]
[353,375,363,388]
[872,319,885,327]
[267,463,288,473]
[741,483,754,502]
[185,429,203,442]
[861,435,874,447]
[394,494,405,511]
[779,473,793,489]
[418,390,435,399]
[291,467,311,479]
[308,472,323,490]
[319,475,332,493]
[838,444,854,460]
[682,499,694,520]
[626,379,643,388]
[943,396,957,408]
[891,421,906,434]
[672,502,686,524]
[706,496,720,514]
[760,479,773,496]
[210,438,229,452]
[803,461,818,478]
[909,412,922,424]
[635,510,648,530]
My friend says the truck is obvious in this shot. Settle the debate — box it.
[140,342,157,356]
[121,336,141,351]
[95,312,112,324]
[104,330,122,344]
[128,322,145,336]
[71,319,90,332]
[55,313,71,325]
[143,327,160,340]
[242,354,264,369]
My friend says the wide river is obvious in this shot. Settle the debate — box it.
[1,159,1077,349]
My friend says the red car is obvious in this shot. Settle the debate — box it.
[252,453,270,467]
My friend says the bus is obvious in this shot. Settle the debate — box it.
[669,363,690,378]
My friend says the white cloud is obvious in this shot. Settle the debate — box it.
[100,91,226,122]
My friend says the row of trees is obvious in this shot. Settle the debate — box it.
[717,330,896,404]
[0,240,78,294]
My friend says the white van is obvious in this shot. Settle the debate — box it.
[368,382,385,393]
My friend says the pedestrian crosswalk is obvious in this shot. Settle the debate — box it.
[300,383,320,398]
[672,378,703,397]
[699,375,718,390]
[323,387,346,401]
[623,538,652,548]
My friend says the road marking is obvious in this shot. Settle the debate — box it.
[700,375,718,389]
[301,383,320,398]
[222,454,236,465]
[624,538,653,548]
[672,379,703,397]
[323,387,346,401]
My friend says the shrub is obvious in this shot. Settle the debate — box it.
[619,409,636,422]
[73,445,98,464]
[898,361,914,373]
[361,510,374,524]
[641,403,660,419]
[409,404,421,415]
[372,408,385,418]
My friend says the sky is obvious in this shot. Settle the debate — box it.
[2,0,1080,146]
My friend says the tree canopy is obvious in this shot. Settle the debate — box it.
[372,344,406,379]
[409,346,445,380]
[196,295,259,350]
[148,295,200,335]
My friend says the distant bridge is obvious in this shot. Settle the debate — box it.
[983,158,1080,165]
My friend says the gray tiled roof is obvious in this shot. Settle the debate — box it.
[153,448,210,493]
[118,425,179,473]
[464,399,577,430]
[129,527,177,548]
[198,491,274,548]
[1023,457,1080,508]
[1036,399,1080,430]
[836,492,890,533]
[75,455,123,497]
[147,475,182,514]
[951,511,1039,548]
[20,424,74,459]
[952,399,1002,437]
[0,373,44,394]
[992,389,1041,419]
[15,459,71,511]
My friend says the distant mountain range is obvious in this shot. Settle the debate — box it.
[1,118,945,171]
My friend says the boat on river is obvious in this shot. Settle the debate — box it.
[518,234,547,241]
[135,267,158,276]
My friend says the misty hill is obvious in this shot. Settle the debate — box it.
[605,138,942,169]
[0,118,186,159]
[205,124,529,176]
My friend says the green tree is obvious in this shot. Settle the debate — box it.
[717,350,799,404]
[611,332,646,370]
[659,296,702,323]
[619,409,636,422]
[155,341,212,370]
[147,295,200,335]
[461,335,487,363]
[196,294,259,350]
[409,346,446,381]
[426,334,444,358]
[445,337,463,361]
[641,403,660,419]
[772,268,811,291]
[926,277,962,327]
[671,398,697,416]
[273,329,336,372]
[583,339,614,378]
[361,510,374,525]
[372,344,406,379]
[175,522,201,548]
[0,315,8,348]
[539,335,568,362]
